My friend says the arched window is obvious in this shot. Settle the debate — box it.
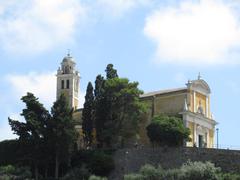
[61,80,64,89]
[67,80,70,89]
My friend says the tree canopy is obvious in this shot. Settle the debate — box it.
[8,92,50,179]
[82,82,94,147]
[146,115,190,147]
[8,92,77,179]
[49,93,77,178]
[81,64,146,148]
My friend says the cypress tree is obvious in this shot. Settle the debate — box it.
[105,64,118,79]
[94,75,106,148]
[82,82,94,147]
[50,94,77,179]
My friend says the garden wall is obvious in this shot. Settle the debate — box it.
[110,147,240,179]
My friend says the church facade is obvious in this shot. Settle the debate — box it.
[56,54,217,148]
[139,76,217,148]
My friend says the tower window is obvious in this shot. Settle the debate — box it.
[67,80,70,89]
[61,80,64,89]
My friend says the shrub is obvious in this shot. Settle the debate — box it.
[61,166,90,180]
[139,164,161,180]
[146,115,190,147]
[88,151,115,176]
[219,173,240,180]
[124,174,144,180]
[89,175,108,180]
[124,161,223,180]
[164,168,181,180]
[71,150,115,177]
[179,161,220,180]
[0,165,32,179]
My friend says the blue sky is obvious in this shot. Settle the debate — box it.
[1,0,240,149]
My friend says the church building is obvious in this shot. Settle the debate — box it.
[139,75,217,148]
[56,54,217,148]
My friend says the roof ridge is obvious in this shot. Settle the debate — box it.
[140,87,187,98]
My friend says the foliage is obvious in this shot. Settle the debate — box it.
[94,74,107,147]
[0,165,32,179]
[61,166,90,180]
[94,64,146,148]
[146,115,190,146]
[88,151,115,176]
[8,92,51,179]
[7,93,77,179]
[82,82,94,147]
[219,173,240,180]
[124,161,224,180]
[71,150,115,177]
[105,63,118,79]
[0,140,22,165]
[179,161,220,180]
[49,93,77,178]
[89,175,108,180]
[139,164,162,179]
[124,174,144,180]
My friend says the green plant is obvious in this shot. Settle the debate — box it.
[146,115,190,147]
[219,173,240,180]
[179,161,220,180]
[139,164,160,180]
[124,161,225,180]
[61,166,90,180]
[0,165,32,179]
[89,175,108,180]
[124,173,144,180]
[88,151,115,176]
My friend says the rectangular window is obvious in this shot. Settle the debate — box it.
[198,135,203,148]
[67,80,70,89]
[61,80,64,89]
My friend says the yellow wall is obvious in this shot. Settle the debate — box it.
[74,98,78,110]
[187,122,194,147]
[154,93,186,115]
[209,129,214,148]
[208,96,211,118]
[190,90,194,112]
[138,98,153,145]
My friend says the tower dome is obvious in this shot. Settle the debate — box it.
[60,53,76,74]
[62,53,75,63]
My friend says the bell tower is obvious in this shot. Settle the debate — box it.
[56,53,80,109]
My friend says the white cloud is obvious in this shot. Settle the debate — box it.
[6,72,56,108]
[0,72,85,141]
[144,0,240,65]
[0,0,87,54]
[95,0,151,18]
[6,71,85,109]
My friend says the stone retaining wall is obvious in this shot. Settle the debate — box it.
[110,147,240,179]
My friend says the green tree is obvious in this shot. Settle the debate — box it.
[82,82,94,147]
[102,78,146,147]
[94,74,107,148]
[8,92,50,180]
[105,63,118,79]
[146,115,190,147]
[49,94,77,179]
[0,165,32,180]
[94,64,146,148]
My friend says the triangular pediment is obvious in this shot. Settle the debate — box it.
[190,79,211,94]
